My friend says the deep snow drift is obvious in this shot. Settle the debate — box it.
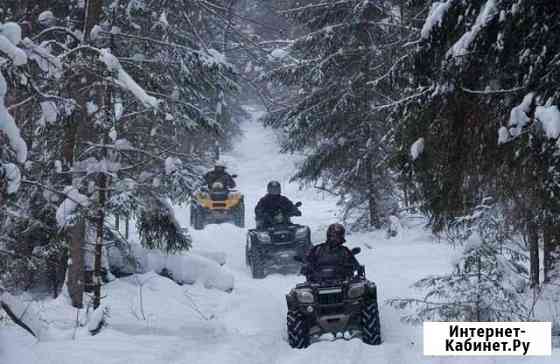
[1,107,558,364]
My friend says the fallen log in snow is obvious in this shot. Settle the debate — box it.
[135,247,234,292]
[0,293,46,339]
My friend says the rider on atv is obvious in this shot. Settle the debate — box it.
[204,161,236,190]
[255,181,301,228]
[303,223,359,282]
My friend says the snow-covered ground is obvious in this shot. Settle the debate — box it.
[1,106,558,364]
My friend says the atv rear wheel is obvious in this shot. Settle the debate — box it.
[287,309,310,349]
[361,298,382,345]
[234,198,245,228]
[250,247,265,279]
[245,236,251,267]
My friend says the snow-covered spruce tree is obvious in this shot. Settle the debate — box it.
[0,0,241,307]
[0,19,27,199]
[0,18,34,291]
[263,0,421,230]
[108,0,242,158]
[390,199,529,322]
[394,0,560,283]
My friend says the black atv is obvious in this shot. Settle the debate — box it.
[285,248,381,348]
[245,202,312,279]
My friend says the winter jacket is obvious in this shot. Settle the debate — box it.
[254,194,300,227]
[304,242,359,281]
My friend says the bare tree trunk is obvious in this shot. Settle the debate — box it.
[543,214,560,283]
[93,76,112,309]
[63,0,104,308]
[62,99,86,307]
[366,157,381,229]
[93,171,107,309]
[83,0,103,40]
[368,188,381,229]
[527,213,540,288]
[543,213,553,283]
[125,214,130,239]
[67,219,85,308]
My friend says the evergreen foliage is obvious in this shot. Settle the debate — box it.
[264,0,420,229]
[390,199,529,322]
[0,0,241,297]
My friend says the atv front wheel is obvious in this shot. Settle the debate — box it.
[245,237,251,267]
[287,309,310,349]
[250,248,266,279]
[361,298,382,345]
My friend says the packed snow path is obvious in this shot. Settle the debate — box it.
[1,107,558,364]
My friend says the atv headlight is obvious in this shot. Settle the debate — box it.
[348,282,366,298]
[295,227,309,240]
[295,288,314,304]
[256,232,271,243]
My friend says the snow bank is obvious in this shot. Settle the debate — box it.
[196,251,227,266]
[87,304,107,333]
[136,248,234,292]
[99,49,160,109]
[410,137,425,160]
[448,0,498,57]
[421,1,452,39]
[535,105,560,139]
[0,292,47,339]
[56,187,90,228]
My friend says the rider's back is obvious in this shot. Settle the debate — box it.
[305,243,357,282]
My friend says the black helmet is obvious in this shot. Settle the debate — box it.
[267,180,281,195]
[326,223,346,245]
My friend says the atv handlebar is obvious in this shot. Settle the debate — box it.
[300,263,365,283]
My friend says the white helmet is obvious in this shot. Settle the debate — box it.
[214,160,226,170]
[212,181,224,190]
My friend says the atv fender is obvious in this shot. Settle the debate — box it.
[286,291,298,309]
[365,282,378,301]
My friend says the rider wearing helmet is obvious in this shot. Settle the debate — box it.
[204,160,236,190]
[304,223,360,281]
[255,181,301,228]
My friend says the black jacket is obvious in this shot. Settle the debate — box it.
[255,194,300,226]
[204,170,236,190]
[304,242,359,281]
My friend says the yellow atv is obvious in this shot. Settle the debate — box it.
[190,182,245,230]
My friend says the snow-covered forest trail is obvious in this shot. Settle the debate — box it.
[2,107,558,364]
[171,106,447,364]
